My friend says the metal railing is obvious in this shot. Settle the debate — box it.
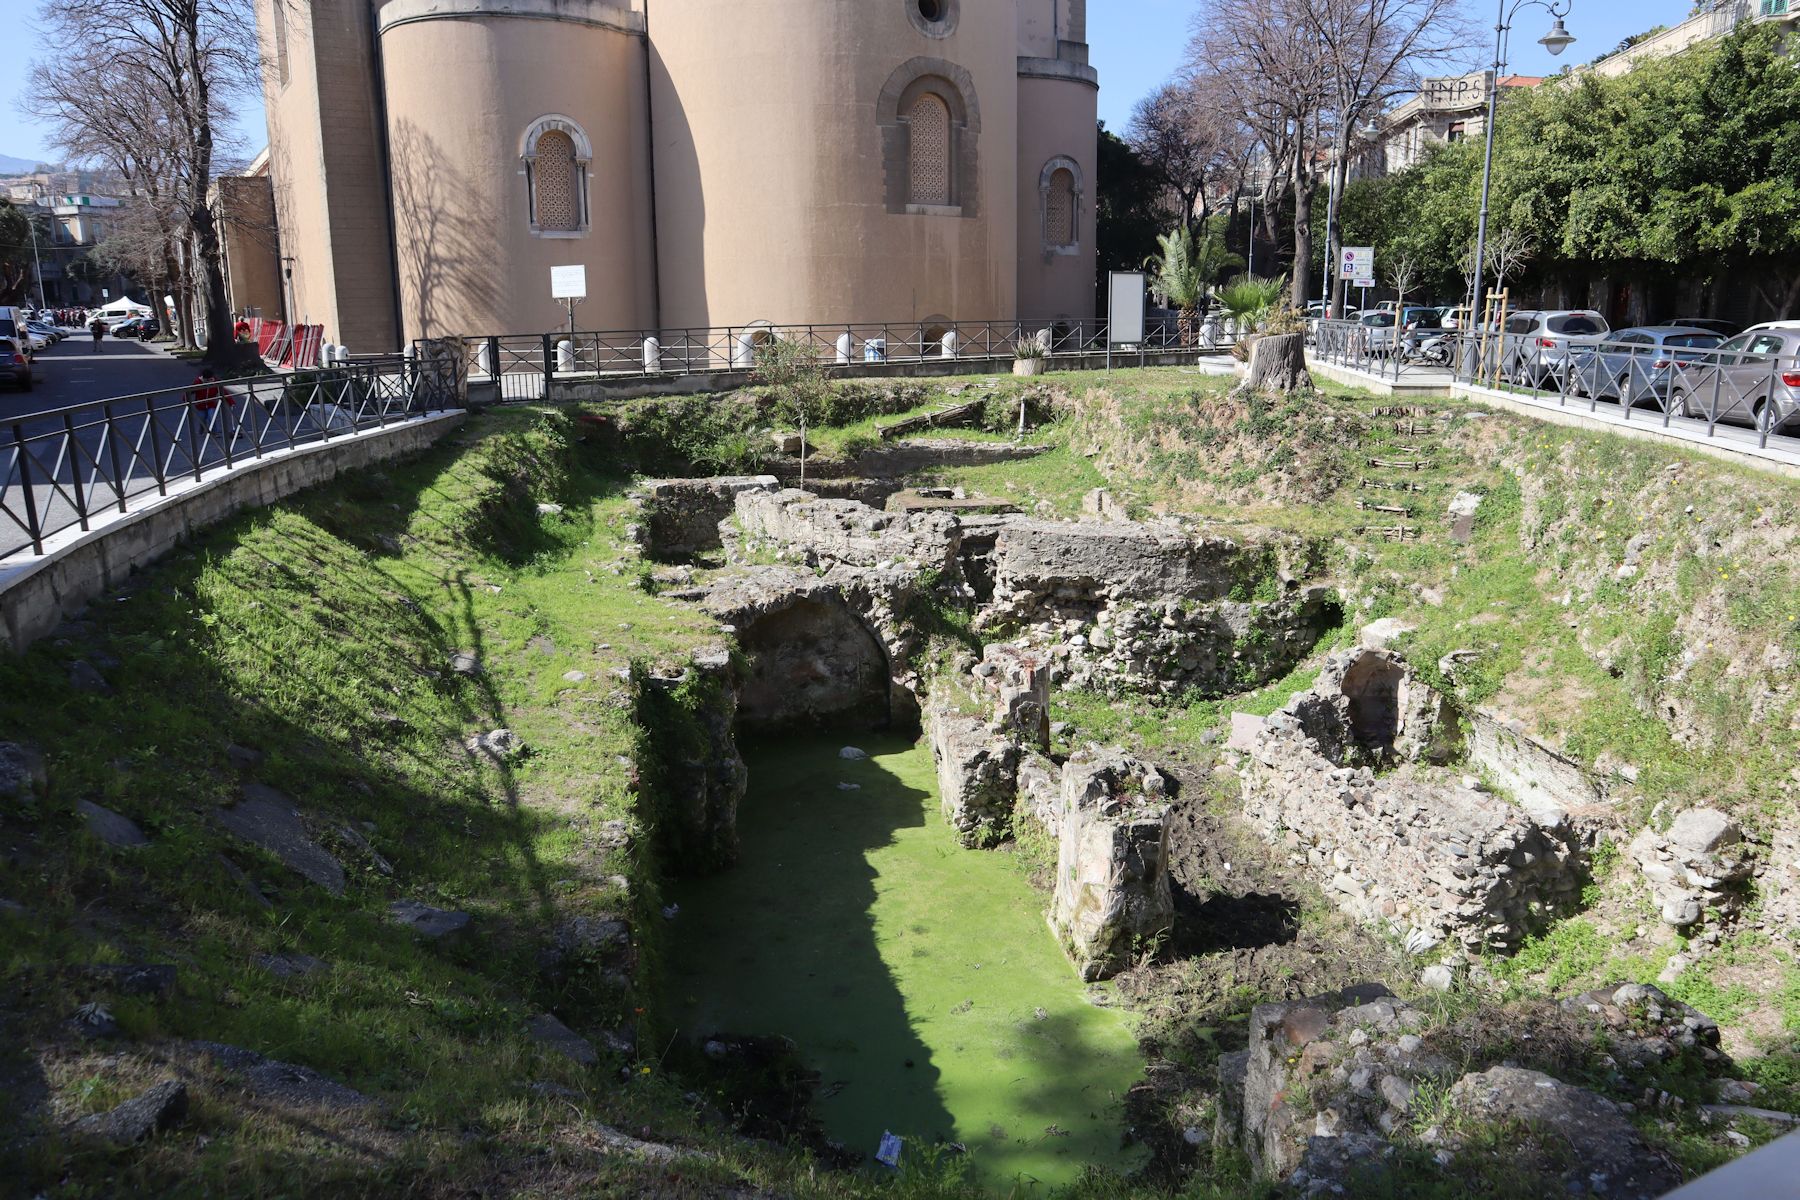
[1311,317,1456,382]
[1451,331,1800,450]
[0,354,463,560]
[456,315,1247,402]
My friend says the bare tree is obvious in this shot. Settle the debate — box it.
[29,0,256,361]
[1386,251,1423,310]
[1128,75,1251,231]
[1307,0,1475,316]
[1484,226,1536,295]
[1190,0,1333,308]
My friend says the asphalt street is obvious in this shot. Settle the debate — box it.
[2,332,200,420]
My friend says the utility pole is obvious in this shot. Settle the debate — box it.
[27,208,47,309]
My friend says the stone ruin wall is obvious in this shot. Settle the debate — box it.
[1236,648,1587,955]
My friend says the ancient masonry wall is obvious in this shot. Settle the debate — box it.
[1235,648,1587,954]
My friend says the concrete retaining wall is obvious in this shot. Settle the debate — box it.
[0,412,466,653]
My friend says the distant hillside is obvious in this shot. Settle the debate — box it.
[0,154,54,175]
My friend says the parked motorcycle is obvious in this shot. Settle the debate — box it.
[1401,329,1453,367]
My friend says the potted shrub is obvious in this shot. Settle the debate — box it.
[1012,335,1048,376]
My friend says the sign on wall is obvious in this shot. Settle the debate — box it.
[550,264,587,300]
[1108,271,1146,345]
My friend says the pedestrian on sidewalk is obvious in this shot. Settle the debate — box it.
[89,316,108,353]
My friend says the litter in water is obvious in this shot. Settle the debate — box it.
[839,746,869,760]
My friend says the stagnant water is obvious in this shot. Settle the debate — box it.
[667,733,1146,1190]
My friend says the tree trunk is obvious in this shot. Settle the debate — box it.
[1290,150,1314,309]
[1239,331,1312,395]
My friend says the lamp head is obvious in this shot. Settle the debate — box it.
[1540,17,1575,57]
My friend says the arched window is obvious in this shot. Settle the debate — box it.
[521,116,592,237]
[878,59,980,217]
[907,93,951,206]
[1045,168,1075,246]
[1038,156,1084,256]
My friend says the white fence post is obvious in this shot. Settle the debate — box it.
[836,332,853,365]
[643,336,661,373]
[941,331,958,359]
[557,338,575,374]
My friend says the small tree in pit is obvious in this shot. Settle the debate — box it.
[753,336,836,490]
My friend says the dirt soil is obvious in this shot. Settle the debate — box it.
[1114,760,1409,1182]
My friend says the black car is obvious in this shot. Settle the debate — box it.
[110,317,159,340]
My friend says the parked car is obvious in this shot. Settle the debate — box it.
[1561,326,1723,409]
[25,319,60,345]
[110,316,158,340]
[1658,317,1741,340]
[1437,305,1471,331]
[0,336,36,392]
[1358,310,1400,356]
[1500,310,1611,388]
[1670,327,1800,432]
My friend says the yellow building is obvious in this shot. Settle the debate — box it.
[255,0,1098,351]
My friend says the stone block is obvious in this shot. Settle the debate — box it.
[1049,750,1173,981]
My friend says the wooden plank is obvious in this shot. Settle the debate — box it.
[876,397,989,441]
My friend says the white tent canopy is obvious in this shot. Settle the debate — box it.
[91,296,152,318]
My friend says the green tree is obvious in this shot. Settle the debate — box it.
[752,336,835,490]
[0,200,48,305]
[1096,122,1171,312]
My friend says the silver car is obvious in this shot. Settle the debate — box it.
[1563,326,1722,409]
[1670,327,1800,432]
[1500,309,1611,389]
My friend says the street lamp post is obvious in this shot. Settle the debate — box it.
[26,209,47,310]
[1469,0,1575,333]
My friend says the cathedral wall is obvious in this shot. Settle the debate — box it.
[377,0,656,341]
[650,0,1019,330]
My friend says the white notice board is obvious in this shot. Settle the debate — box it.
[1108,271,1146,345]
[1341,246,1375,280]
[550,264,588,300]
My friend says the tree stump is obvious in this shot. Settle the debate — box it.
[1239,331,1312,395]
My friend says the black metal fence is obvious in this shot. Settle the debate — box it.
[457,315,1246,402]
[1,354,462,560]
[1452,330,1800,450]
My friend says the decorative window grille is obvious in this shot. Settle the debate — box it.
[908,93,951,206]
[1046,168,1076,246]
[532,130,580,232]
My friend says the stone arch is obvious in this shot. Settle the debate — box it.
[734,597,894,732]
[1339,652,1406,757]
[877,58,981,217]
[520,114,592,237]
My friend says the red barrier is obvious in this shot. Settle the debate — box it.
[285,324,323,368]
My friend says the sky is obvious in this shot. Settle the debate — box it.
[1,0,1701,166]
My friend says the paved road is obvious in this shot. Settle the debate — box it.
[2,334,199,421]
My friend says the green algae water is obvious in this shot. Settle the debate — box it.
[666,733,1146,1191]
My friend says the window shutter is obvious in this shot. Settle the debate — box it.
[1046,168,1075,246]
[533,130,580,232]
[907,94,951,206]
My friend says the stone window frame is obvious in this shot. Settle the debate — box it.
[1039,155,1083,257]
[877,58,980,219]
[906,0,959,38]
[519,114,593,240]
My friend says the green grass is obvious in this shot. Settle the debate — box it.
[665,734,1147,1190]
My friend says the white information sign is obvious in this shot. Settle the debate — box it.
[1341,246,1375,280]
[1108,271,1146,345]
[1354,277,1376,290]
[550,264,587,300]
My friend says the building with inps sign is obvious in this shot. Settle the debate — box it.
[253,0,1099,351]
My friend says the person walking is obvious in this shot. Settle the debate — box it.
[89,315,108,353]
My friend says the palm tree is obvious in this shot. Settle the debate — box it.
[1147,226,1206,346]
[1216,273,1288,337]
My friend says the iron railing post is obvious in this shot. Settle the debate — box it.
[145,397,169,496]
[102,402,126,512]
[12,423,44,555]
[542,333,554,396]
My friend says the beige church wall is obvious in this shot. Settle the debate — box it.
[1015,72,1097,323]
[258,0,400,350]
[650,0,1019,332]
[1017,0,1087,59]
[377,0,656,342]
